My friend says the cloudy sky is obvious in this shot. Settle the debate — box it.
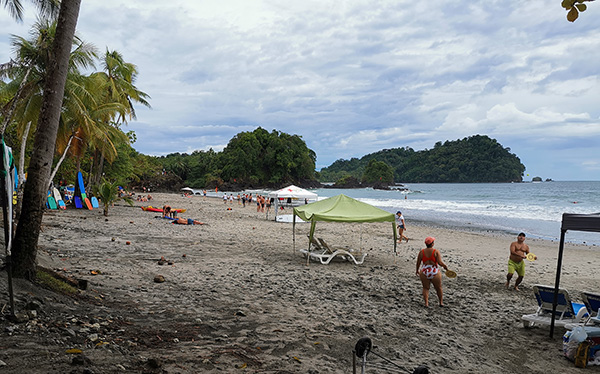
[2,1,600,180]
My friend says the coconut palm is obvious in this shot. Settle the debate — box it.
[12,0,82,279]
[0,18,97,217]
[2,0,59,22]
[86,50,150,185]
[93,179,133,216]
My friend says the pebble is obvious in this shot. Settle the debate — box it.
[0,360,6,367]
[147,357,162,368]
[65,328,77,337]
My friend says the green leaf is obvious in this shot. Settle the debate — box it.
[567,7,579,21]
[561,0,576,9]
[575,3,587,11]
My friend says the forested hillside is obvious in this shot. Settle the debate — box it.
[319,135,525,183]
[156,127,317,190]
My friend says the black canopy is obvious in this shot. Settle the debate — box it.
[550,213,600,338]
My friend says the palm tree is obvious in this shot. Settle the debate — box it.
[11,0,82,279]
[0,18,97,216]
[2,0,59,22]
[93,179,133,216]
[86,50,150,185]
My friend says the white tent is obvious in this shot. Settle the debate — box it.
[267,185,318,220]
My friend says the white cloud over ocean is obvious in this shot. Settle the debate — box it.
[1,0,599,180]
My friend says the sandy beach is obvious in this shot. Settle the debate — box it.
[1,192,599,373]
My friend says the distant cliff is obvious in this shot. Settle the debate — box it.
[319,135,525,183]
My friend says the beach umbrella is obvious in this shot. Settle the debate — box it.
[550,213,600,338]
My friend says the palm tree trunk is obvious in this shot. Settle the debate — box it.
[87,150,95,186]
[12,0,82,279]
[94,151,105,185]
[47,134,74,190]
[14,121,31,221]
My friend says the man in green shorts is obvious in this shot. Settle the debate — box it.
[506,232,536,291]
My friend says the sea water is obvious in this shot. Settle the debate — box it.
[313,181,600,246]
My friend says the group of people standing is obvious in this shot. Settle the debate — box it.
[399,211,536,307]
[221,193,275,212]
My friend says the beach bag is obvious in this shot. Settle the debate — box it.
[574,340,592,368]
[563,331,579,361]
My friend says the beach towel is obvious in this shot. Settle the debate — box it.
[575,340,592,368]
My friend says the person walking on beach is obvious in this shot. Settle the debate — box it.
[416,237,449,307]
[396,211,408,243]
[506,232,535,291]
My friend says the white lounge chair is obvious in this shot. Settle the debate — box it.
[317,238,367,265]
[299,236,336,264]
[522,285,588,328]
[299,237,367,265]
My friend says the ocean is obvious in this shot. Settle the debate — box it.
[311,181,600,246]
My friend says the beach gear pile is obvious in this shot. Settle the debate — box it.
[563,326,600,367]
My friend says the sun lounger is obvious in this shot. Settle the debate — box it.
[522,285,588,329]
[299,237,367,265]
[317,238,367,265]
[566,292,600,330]
[583,292,600,324]
[299,236,338,264]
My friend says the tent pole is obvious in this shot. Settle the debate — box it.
[550,229,567,338]
[307,221,316,266]
[393,222,397,263]
[360,223,363,251]
[292,214,296,252]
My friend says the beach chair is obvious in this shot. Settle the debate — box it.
[522,285,588,329]
[299,236,336,264]
[564,292,600,330]
[582,292,600,325]
[317,238,367,265]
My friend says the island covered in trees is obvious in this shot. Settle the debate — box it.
[319,135,525,185]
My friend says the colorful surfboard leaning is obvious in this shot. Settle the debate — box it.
[77,171,86,200]
[74,196,83,209]
[91,196,99,208]
[47,196,57,209]
[52,187,65,210]
[73,171,93,209]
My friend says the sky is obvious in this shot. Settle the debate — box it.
[1,1,600,181]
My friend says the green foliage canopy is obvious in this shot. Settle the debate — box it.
[362,159,394,184]
[155,127,316,189]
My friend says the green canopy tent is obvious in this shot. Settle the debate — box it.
[293,194,397,260]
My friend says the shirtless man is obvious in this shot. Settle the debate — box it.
[172,218,205,225]
[162,205,171,218]
[506,233,536,291]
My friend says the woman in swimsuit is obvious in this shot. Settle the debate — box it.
[415,236,449,307]
[395,211,409,243]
